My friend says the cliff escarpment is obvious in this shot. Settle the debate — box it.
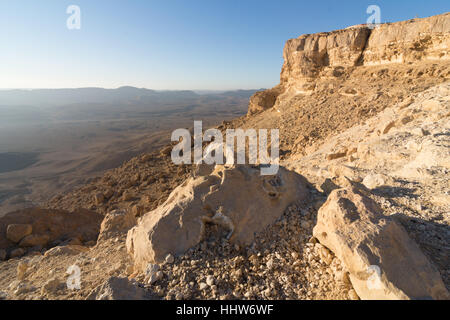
[249,13,450,116]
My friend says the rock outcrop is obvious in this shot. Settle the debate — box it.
[98,209,136,242]
[313,187,449,300]
[0,208,103,258]
[281,26,370,82]
[364,13,450,65]
[127,165,309,270]
[248,86,283,116]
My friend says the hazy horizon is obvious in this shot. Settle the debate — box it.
[0,86,263,92]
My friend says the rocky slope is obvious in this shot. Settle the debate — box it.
[0,13,449,300]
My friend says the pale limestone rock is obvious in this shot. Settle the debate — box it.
[247,13,449,125]
[165,254,174,264]
[98,209,136,242]
[148,271,163,285]
[17,261,28,280]
[313,187,449,300]
[206,275,215,286]
[411,127,430,136]
[363,13,450,65]
[423,99,443,112]
[87,277,155,300]
[362,173,391,190]
[281,26,370,82]
[145,263,161,284]
[13,281,35,296]
[127,165,309,270]
[41,278,62,295]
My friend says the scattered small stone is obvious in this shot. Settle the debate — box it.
[165,254,175,264]
[153,271,164,283]
[206,275,215,286]
[94,192,105,205]
[382,121,396,134]
[41,278,62,295]
[301,221,310,229]
[17,261,29,280]
[326,152,347,161]
[175,292,183,300]
[14,282,35,296]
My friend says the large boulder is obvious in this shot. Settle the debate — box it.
[313,187,449,300]
[127,165,309,270]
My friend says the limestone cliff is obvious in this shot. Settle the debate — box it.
[248,13,450,115]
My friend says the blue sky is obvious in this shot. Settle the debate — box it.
[0,0,448,90]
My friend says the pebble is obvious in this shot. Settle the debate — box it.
[266,258,274,269]
[41,278,61,295]
[175,292,183,300]
[301,221,310,229]
[14,282,35,295]
[165,254,175,264]
[148,271,163,284]
[206,275,215,286]
[17,261,29,280]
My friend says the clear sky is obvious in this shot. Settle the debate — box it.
[0,0,448,90]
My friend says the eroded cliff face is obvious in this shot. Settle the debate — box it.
[364,13,450,65]
[248,12,450,115]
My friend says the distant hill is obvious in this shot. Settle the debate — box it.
[0,87,259,107]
